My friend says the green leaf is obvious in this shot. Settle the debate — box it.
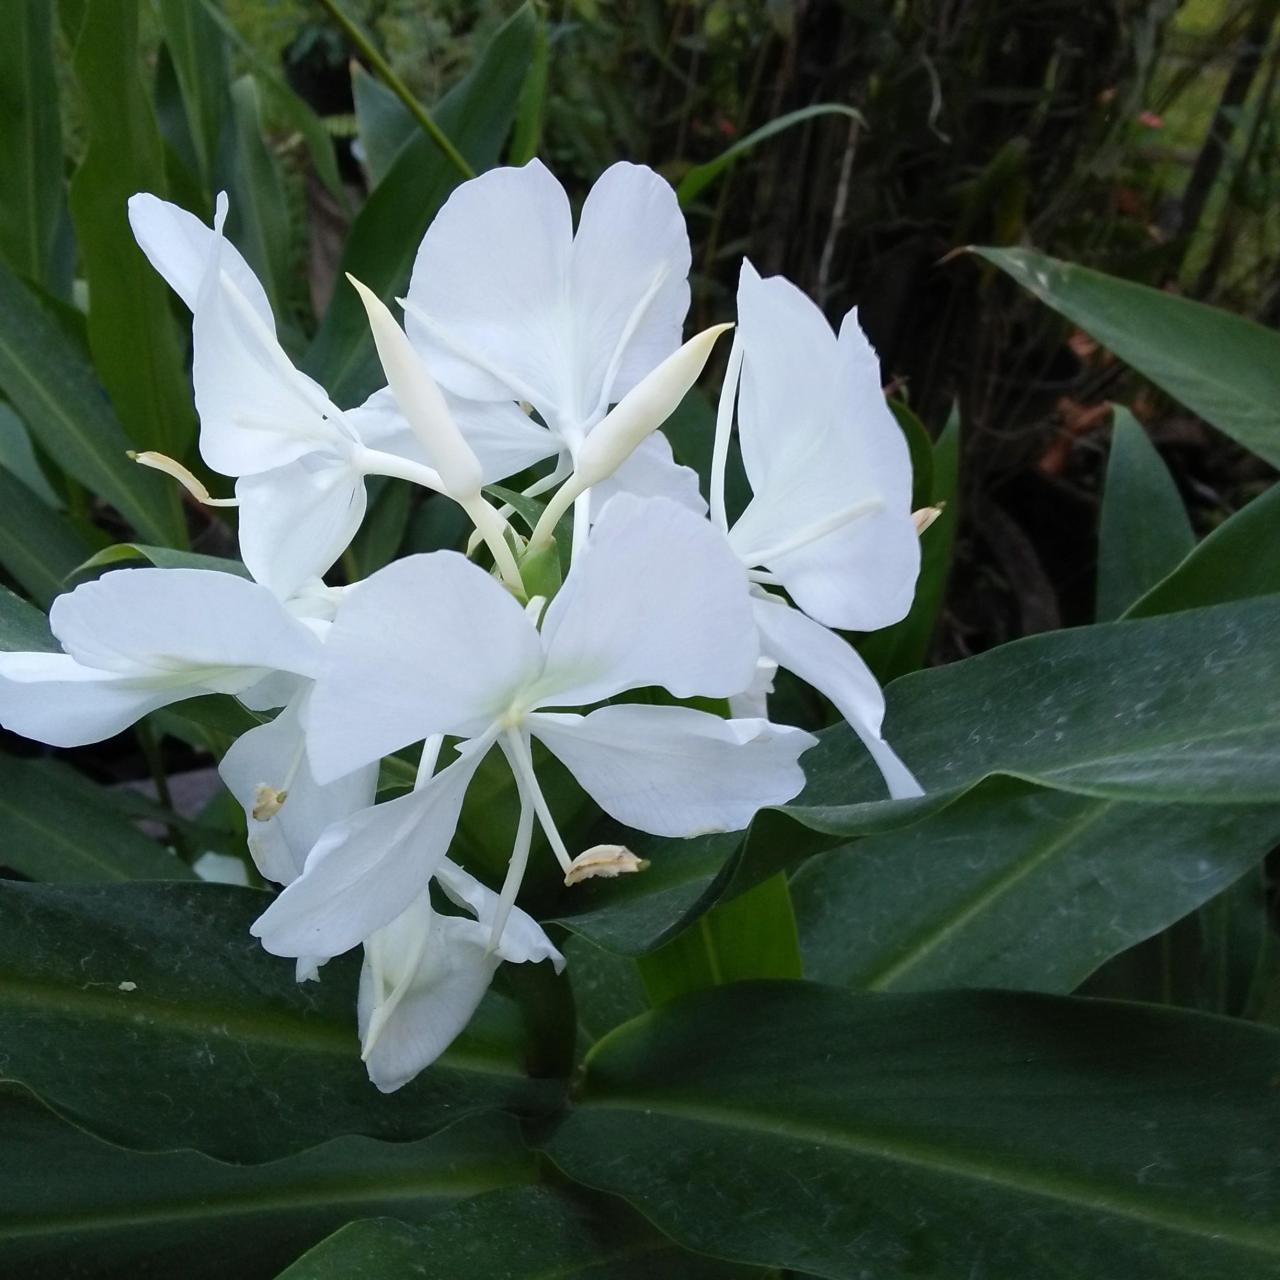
[1126,481,1280,619]
[156,0,229,196]
[793,776,1280,994]
[228,75,293,320]
[785,594,1280,836]
[974,247,1280,467]
[0,468,95,606]
[1096,407,1193,621]
[71,542,251,578]
[278,1187,749,1280]
[68,0,196,461]
[888,399,933,510]
[637,872,802,1004]
[677,105,863,205]
[304,4,538,406]
[0,585,55,651]
[0,260,180,543]
[0,756,192,882]
[0,881,556,1161]
[0,1091,533,1279]
[351,63,416,189]
[0,403,61,506]
[351,478,413,576]
[510,19,549,166]
[546,982,1280,1278]
[0,2,66,287]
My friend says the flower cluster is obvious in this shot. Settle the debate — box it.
[0,161,922,1091]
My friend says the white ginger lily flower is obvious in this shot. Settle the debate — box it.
[713,261,924,799]
[127,193,539,598]
[252,493,816,963]
[0,568,321,748]
[401,159,707,521]
[359,859,564,1093]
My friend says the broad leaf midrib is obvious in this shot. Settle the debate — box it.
[574,1097,1280,1255]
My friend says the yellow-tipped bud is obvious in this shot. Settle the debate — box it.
[346,274,483,501]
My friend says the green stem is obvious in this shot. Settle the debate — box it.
[314,0,475,180]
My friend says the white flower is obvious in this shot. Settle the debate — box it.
[401,160,706,517]
[713,261,924,799]
[127,193,541,598]
[0,567,321,747]
[252,493,815,961]
[358,860,563,1093]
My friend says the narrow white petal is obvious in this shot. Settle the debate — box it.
[753,595,923,799]
[436,858,565,971]
[537,493,757,707]
[251,740,489,960]
[530,704,815,837]
[306,553,541,784]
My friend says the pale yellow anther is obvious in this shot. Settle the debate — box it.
[564,844,650,887]
[913,502,946,535]
[251,784,288,821]
[129,451,239,507]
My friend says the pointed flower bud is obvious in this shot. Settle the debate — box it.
[347,274,483,501]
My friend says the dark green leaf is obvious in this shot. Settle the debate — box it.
[0,1091,533,1279]
[0,756,192,882]
[352,478,413,576]
[0,403,61,505]
[351,63,415,188]
[0,261,181,543]
[71,543,251,579]
[156,0,229,196]
[975,247,1280,467]
[0,881,556,1161]
[1096,407,1193,621]
[888,399,933,510]
[1126,481,1280,619]
[304,4,537,406]
[278,1186,749,1280]
[0,585,55,651]
[547,982,1280,1278]
[0,468,95,606]
[68,0,196,460]
[678,105,862,205]
[793,777,1280,993]
[0,2,66,287]
[510,19,549,166]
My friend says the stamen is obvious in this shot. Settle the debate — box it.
[415,733,445,789]
[587,264,672,424]
[250,731,307,821]
[564,844,649,886]
[745,495,883,566]
[913,502,946,535]
[488,780,535,953]
[128,451,239,507]
[501,728,574,874]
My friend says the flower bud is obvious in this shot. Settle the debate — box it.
[347,274,483,501]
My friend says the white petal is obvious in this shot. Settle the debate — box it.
[568,162,691,418]
[404,160,575,415]
[0,652,190,747]
[349,386,557,486]
[587,430,706,514]
[192,230,353,477]
[537,493,756,706]
[218,696,378,886]
[49,568,322,680]
[530,704,815,837]
[236,457,367,602]
[127,192,273,325]
[435,858,565,970]
[251,740,489,960]
[306,553,541,784]
[753,594,922,799]
[359,900,499,1093]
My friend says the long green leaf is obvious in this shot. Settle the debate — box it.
[0,881,555,1161]
[71,542,251,579]
[793,776,1280,993]
[0,261,181,543]
[1126,481,1280,619]
[304,4,537,406]
[547,982,1280,1278]
[975,247,1280,467]
[0,469,95,606]
[156,0,229,197]
[351,63,416,188]
[68,0,196,461]
[0,756,192,882]
[677,105,863,205]
[278,1186,749,1279]
[0,403,61,505]
[0,585,55,650]
[1096,407,1193,621]
[0,1092,533,1279]
[0,2,65,287]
